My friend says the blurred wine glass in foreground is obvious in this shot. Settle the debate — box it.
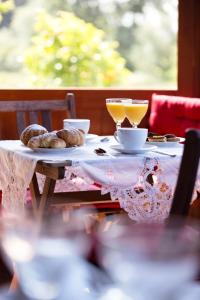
[98,217,200,300]
[0,211,93,300]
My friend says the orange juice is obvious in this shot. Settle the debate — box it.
[124,103,148,126]
[106,102,126,123]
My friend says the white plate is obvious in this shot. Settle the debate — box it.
[85,134,98,141]
[110,144,157,154]
[31,147,77,153]
[146,137,185,147]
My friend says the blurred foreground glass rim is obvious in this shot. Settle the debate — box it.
[97,215,200,259]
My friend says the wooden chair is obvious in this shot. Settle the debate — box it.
[169,128,200,217]
[0,93,76,289]
[0,92,76,135]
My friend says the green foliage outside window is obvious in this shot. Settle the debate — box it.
[0,0,14,23]
[25,10,131,87]
[0,0,177,88]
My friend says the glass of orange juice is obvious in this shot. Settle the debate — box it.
[124,99,149,127]
[106,98,132,130]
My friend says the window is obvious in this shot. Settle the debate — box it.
[0,0,177,89]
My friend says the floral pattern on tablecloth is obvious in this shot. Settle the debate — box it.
[0,149,37,213]
[101,157,173,222]
[44,156,199,222]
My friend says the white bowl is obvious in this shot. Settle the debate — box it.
[63,119,90,134]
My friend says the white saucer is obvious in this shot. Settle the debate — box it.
[31,147,77,153]
[85,134,98,141]
[146,137,185,147]
[110,144,157,154]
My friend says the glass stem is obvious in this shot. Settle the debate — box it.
[116,122,121,130]
[132,123,137,128]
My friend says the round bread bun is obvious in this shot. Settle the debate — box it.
[20,124,48,145]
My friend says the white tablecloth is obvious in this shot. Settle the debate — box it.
[0,138,199,221]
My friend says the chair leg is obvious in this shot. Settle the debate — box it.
[189,192,200,220]
[0,251,12,287]
[9,273,18,291]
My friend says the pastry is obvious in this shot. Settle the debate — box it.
[27,132,66,149]
[164,134,180,142]
[56,128,84,147]
[20,124,48,145]
[167,137,180,142]
[49,137,67,148]
[148,132,159,138]
[148,135,167,142]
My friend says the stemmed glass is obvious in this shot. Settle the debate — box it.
[0,211,92,300]
[124,99,149,127]
[106,98,132,130]
[98,217,200,300]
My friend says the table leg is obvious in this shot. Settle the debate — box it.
[38,177,56,218]
[29,172,40,214]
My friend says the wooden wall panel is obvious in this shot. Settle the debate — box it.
[0,89,177,139]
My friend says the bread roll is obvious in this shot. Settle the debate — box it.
[27,136,41,149]
[40,132,58,148]
[20,124,48,145]
[56,128,84,147]
[49,137,67,148]
[27,132,66,149]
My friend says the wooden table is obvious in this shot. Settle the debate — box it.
[29,159,114,217]
[0,139,189,222]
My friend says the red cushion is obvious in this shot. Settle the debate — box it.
[84,202,120,210]
[149,94,200,137]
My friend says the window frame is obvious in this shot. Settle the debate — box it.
[0,0,199,137]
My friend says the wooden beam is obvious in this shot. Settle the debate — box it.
[50,190,111,205]
[178,0,200,97]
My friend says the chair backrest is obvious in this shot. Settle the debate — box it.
[170,129,200,217]
[0,93,76,135]
[149,94,200,137]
